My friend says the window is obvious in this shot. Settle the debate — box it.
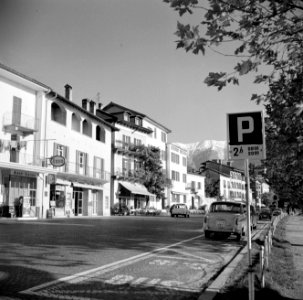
[172,170,180,181]
[123,135,131,149]
[135,117,142,126]
[124,112,130,121]
[71,113,81,132]
[161,132,166,143]
[53,143,69,172]
[182,156,187,167]
[171,153,180,164]
[160,150,166,161]
[198,182,201,189]
[134,138,142,146]
[183,195,186,203]
[51,102,66,125]
[122,158,131,176]
[94,156,104,179]
[183,174,187,183]
[96,125,105,143]
[76,151,88,175]
[82,119,92,137]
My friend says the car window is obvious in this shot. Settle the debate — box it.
[210,203,241,213]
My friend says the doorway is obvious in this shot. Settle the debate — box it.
[73,189,83,216]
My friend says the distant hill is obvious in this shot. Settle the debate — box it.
[174,140,246,171]
[175,140,227,170]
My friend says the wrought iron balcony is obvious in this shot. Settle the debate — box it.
[114,168,145,181]
[114,140,142,156]
[3,112,38,136]
[185,183,197,193]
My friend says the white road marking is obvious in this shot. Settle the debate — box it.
[21,234,204,295]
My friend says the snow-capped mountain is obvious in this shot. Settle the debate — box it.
[174,140,227,170]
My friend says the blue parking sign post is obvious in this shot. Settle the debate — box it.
[227,111,266,300]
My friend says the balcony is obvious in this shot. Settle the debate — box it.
[114,168,145,181]
[185,183,197,193]
[3,112,38,136]
[0,151,45,167]
[49,160,111,185]
[114,140,142,156]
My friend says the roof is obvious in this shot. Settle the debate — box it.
[48,91,119,131]
[103,101,171,133]
[0,62,51,91]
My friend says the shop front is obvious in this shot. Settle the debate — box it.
[0,169,42,218]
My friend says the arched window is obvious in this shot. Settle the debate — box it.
[82,119,92,137]
[96,125,106,143]
[51,102,66,126]
[71,113,81,132]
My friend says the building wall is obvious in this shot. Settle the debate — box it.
[166,143,188,207]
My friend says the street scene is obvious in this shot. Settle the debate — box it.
[0,0,303,299]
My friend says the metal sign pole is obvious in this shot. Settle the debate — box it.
[245,158,254,300]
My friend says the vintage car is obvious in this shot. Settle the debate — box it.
[170,204,190,218]
[203,201,258,241]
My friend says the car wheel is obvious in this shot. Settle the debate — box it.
[171,214,174,217]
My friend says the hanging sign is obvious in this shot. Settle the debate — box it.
[49,155,65,167]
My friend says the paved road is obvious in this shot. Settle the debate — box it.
[0,216,242,299]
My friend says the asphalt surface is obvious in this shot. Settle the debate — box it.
[0,215,243,299]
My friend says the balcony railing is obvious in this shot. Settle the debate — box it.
[48,160,111,183]
[0,151,110,184]
[115,168,145,181]
[185,183,197,193]
[3,112,38,136]
[114,140,142,156]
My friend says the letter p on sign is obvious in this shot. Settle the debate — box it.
[237,116,254,142]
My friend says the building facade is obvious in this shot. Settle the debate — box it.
[166,143,188,207]
[0,63,53,218]
[0,63,117,218]
[101,102,171,211]
[201,160,246,202]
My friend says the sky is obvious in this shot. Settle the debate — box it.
[0,0,266,144]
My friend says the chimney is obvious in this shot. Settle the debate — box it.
[64,84,72,101]
[82,99,89,110]
[89,100,96,114]
[98,103,102,110]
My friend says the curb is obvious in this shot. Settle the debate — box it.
[198,225,267,300]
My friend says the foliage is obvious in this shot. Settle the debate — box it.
[261,192,274,207]
[164,0,303,205]
[134,145,172,199]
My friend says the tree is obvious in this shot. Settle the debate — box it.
[164,0,303,205]
[134,145,172,200]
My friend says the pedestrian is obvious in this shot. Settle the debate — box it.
[18,196,23,217]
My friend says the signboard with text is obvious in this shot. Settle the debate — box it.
[227,111,266,160]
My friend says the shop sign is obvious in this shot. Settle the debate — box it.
[49,155,65,167]
[47,174,56,184]
[10,170,36,178]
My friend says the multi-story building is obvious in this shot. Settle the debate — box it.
[0,63,53,218]
[0,63,117,218]
[201,160,246,202]
[101,102,171,210]
[186,171,206,209]
[166,143,188,207]
[42,90,116,218]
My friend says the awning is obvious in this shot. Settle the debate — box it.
[119,181,154,197]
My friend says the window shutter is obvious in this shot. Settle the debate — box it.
[101,158,104,180]
[85,153,89,176]
[76,150,80,174]
[93,156,97,178]
[65,146,69,172]
[12,96,22,125]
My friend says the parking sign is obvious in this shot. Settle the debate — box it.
[227,111,266,160]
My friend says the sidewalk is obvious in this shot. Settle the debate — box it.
[285,214,303,299]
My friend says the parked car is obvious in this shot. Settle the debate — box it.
[111,203,130,216]
[170,204,190,218]
[203,201,257,241]
[259,207,271,220]
[145,207,157,216]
